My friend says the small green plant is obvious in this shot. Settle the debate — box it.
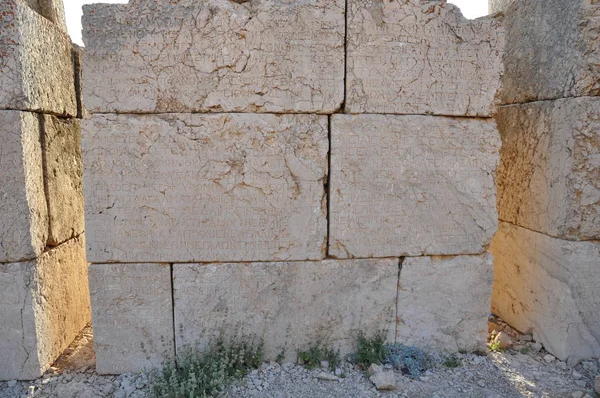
[354,332,387,366]
[443,354,462,368]
[519,347,530,355]
[488,340,502,352]
[149,335,264,398]
[297,343,340,370]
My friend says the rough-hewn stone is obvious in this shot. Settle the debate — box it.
[173,259,398,361]
[500,0,600,104]
[0,111,47,262]
[491,222,600,361]
[488,0,516,13]
[42,115,84,246]
[329,114,500,258]
[23,0,67,31]
[82,0,344,114]
[89,263,174,374]
[497,98,600,240]
[82,113,328,263]
[0,0,76,115]
[346,0,504,116]
[0,236,89,381]
[396,253,493,353]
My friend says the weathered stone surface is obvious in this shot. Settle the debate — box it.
[0,236,90,381]
[346,0,504,116]
[500,0,600,104]
[488,0,516,13]
[396,253,493,352]
[329,114,500,258]
[82,113,328,263]
[23,0,67,32]
[0,0,76,115]
[496,98,600,240]
[82,0,344,114]
[173,259,398,361]
[0,111,47,262]
[42,115,84,246]
[491,222,600,361]
[89,263,174,374]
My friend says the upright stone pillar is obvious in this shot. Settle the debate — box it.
[0,0,90,380]
[491,0,600,361]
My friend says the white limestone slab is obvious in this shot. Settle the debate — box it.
[82,113,328,263]
[82,0,345,114]
[89,263,174,374]
[396,253,493,352]
[173,259,398,361]
[329,114,500,258]
[346,0,504,116]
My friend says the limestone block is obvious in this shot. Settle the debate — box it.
[82,113,328,263]
[0,236,90,381]
[346,0,504,116]
[488,0,516,13]
[496,98,600,240]
[0,111,47,262]
[500,0,600,104]
[491,222,600,360]
[0,0,76,115]
[329,114,500,258]
[89,263,174,374]
[396,254,492,352]
[23,0,67,32]
[42,115,84,246]
[82,0,345,114]
[173,259,398,361]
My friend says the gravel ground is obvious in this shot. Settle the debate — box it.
[1,323,599,398]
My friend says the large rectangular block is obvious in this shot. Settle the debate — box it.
[173,259,398,361]
[329,115,500,258]
[346,0,504,116]
[82,113,328,263]
[0,111,47,262]
[89,263,174,374]
[0,236,90,381]
[396,253,493,352]
[500,0,600,104]
[82,0,345,114]
[0,0,76,115]
[491,222,600,361]
[42,115,84,246]
[496,98,600,240]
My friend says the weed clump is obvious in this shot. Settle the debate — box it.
[150,336,264,398]
[297,344,340,371]
[384,344,432,379]
[354,332,387,366]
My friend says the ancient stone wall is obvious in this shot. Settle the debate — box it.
[81,0,504,373]
[0,0,90,380]
[491,0,600,361]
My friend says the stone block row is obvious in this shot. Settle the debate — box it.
[82,113,500,262]
[81,0,503,116]
[0,0,76,116]
[0,236,90,380]
[89,255,491,374]
[0,110,85,262]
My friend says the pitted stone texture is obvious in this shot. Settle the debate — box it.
[82,113,328,263]
[501,0,600,104]
[329,115,500,258]
[491,222,600,361]
[23,0,67,31]
[0,0,76,115]
[346,0,504,116]
[42,115,84,246]
[497,98,600,240]
[396,253,493,352]
[82,0,344,114]
[0,236,90,381]
[488,0,515,13]
[0,111,47,262]
[89,263,174,374]
[173,259,398,361]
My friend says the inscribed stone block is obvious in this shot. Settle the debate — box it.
[329,114,500,258]
[173,259,398,361]
[89,263,174,374]
[82,0,345,114]
[346,0,504,116]
[82,113,328,263]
